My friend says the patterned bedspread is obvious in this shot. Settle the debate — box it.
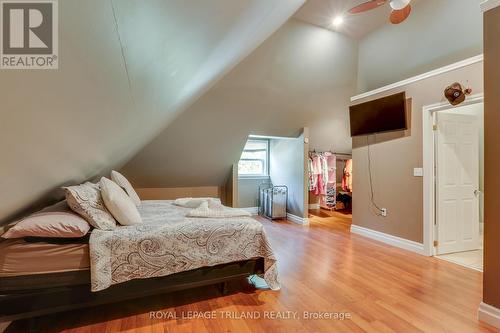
[89,200,279,292]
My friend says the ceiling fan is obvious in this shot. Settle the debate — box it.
[348,0,412,24]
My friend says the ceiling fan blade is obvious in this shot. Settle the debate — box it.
[389,4,411,24]
[349,0,388,14]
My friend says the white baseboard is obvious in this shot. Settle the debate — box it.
[478,302,500,329]
[246,207,309,225]
[308,203,320,209]
[241,207,258,215]
[350,224,425,255]
[287,213,309,225]
[243,207,309,224]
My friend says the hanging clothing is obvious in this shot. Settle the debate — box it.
[308,155,319,192]
[315,174,324,196]
[342,159,353,192]
[327,154,336,185]
[308,152,334,197]
[308,158,316,191]
[320,155,329,189]
[312,155,322,175]
[309,151,352,210]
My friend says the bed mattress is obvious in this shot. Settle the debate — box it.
[0,238,89,277]
[0,237,90,292]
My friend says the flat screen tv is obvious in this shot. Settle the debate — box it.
[349,92,407,137]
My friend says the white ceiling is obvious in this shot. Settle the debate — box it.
[294,0,420,39]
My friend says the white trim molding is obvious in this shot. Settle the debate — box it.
[478,302,500,329]
[350,225,425,255]
[351,55,484,102]
[308,203,320,210]
[422,94,484,256]
[241,207,259,215]
[481,0,500,12]
[287,213,309,225]
[243,208,309,224]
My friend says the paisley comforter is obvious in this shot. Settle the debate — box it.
[89,200,279,292]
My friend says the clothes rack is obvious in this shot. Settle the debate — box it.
[308,151,352,211]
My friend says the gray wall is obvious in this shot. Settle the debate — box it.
[238,178,269,208]
[122,19,358,189]
[352,62,483,243]
[357,0,483,93]
[269,136,306,218]
[0,0,304,224]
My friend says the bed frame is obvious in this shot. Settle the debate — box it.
[0,258,264,322]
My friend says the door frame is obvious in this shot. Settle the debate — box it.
[422,93,484,256]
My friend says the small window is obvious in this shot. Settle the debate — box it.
[238,139,269,177]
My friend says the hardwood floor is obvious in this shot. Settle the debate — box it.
[5,210,498,333]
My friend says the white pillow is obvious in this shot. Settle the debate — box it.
[186,200,251,218]
[110,170,141,206]
[173,197,221,208]
[100,177,142,226]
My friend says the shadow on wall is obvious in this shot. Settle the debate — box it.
[352,98,413,149]
[0,173,105,226]
[0,189,63,227]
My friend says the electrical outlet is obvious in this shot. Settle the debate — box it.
[381,208,387,217]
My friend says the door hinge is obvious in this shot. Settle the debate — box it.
[433,240,438,247]
[432,124,438,131]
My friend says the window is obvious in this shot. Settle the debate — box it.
[238,139,269,177]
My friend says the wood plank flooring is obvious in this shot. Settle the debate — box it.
[5,210,498,333]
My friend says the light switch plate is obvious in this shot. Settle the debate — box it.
[413,168,423,177]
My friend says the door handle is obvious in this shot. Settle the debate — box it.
[474,190,481,197]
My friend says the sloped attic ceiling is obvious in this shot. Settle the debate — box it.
[0,0,305,223]
[121,19,358,188]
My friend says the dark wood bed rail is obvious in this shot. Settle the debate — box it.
[0,258,264,322]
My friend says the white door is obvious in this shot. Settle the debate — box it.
[436,112,480,255]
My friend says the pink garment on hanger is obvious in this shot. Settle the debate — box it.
[314,174,325,196]
[312,155,322,175]
[342,159,353,192]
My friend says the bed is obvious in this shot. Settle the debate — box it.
[0,200,278,322]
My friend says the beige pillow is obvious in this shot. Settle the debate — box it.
[110,170,141,206]
[64,182,116,231]
[2,210,90,239]
[100,177,142,226]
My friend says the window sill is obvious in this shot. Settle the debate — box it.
[238,176,270,180]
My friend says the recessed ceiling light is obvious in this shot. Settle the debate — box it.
[332,15,344,27]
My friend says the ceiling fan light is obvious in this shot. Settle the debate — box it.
[332,15,344,27]
[389,0,410,10]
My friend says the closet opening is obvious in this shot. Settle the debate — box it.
[308,150,353,227]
